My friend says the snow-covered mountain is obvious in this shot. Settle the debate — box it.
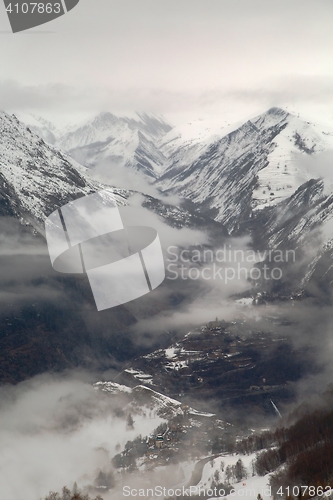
[56,111,172,181]
[6,106,333,297]
[0,110,220,238]
[0,111,131,227]
[157,107,333,232]
[19,107,333,237]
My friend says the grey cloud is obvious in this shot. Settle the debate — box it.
[2,76,333,127]
[0,372,165,500]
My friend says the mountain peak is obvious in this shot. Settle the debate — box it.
[266,106,289,117]
[248,106,291,132]
[252,106,290,124]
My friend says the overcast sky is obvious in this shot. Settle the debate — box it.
[0,0,333,125]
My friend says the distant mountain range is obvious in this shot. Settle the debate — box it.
[17,107,333,225]
[14,107,333,293]
[17,111,172,180]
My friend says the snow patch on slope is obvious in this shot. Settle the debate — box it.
[252,116,333,210]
